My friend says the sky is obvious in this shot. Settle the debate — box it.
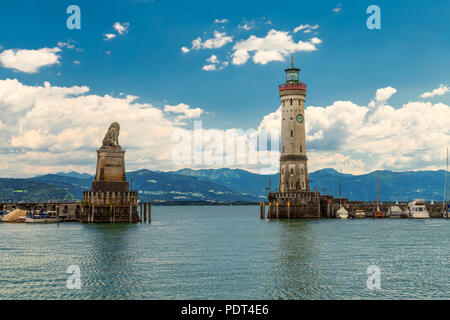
[0,0,449,177]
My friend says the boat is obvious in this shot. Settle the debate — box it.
[336,206,349,219]
[2,209,27,223]
[374,206,384,218]
[406,199,430,219]
[387,205,404,218]
[24,210,59,223]
[354,209,365,218]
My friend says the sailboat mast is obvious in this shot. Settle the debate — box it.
[377,170,380,207]
[447,148,449,218]
[339,170,342,207]
[443,148,448,214]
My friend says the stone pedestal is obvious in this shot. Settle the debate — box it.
[92,147,129,192]
[80,122,139,223]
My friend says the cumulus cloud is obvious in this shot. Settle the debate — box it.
[104,22,130,41]
[293,24,319,33]
[238,23,253,31]
[113,22,130,35]
[420,84,449,98]
[191,31,233,50]
[206,54,219,64]
[261,88,450,174]
[231,29,321,65]
[202,64,216,71]
[0,79,448,177]
[0,47,61,73]
[164,103,204,120]
[181,46,190,54]
[104,33,116,41]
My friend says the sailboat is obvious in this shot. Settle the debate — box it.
[336,170,348,219]
[374,170,383,218]
[443,148,449,218]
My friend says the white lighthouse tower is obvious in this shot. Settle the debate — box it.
[278,56,309,192]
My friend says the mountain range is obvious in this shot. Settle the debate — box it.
[0,168,447,203]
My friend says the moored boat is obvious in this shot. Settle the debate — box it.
[336,206,349,219]
[24,210,59,223]
[406,199,430,219]
[2,209,27,223]
[355,209,365,218]
[387,205,404,218]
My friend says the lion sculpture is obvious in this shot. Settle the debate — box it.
[101,122,121,148]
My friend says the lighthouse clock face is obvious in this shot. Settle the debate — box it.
[296,114,303,123]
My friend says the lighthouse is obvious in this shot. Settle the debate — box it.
[278,56,309,192]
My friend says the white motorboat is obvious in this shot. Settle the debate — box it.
[406,199,430,219]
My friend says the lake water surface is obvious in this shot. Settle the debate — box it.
[0,206,448,299]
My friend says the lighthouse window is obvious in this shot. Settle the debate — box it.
[283,146,285,153]
[282,101,285,106]
[290,168,294,174]
[300,145,302,152]
[290,130,293,137]
[290,99,293,105]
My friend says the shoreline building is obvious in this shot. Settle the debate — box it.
[268,58,331,218]
[80,122,140,223]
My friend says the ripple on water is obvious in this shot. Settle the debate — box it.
[0,207,448,299]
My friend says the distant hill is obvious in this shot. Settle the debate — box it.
[174,168,277,197]
[309,168,447,201]
[0,178,76,202]
[0,168,447,203]
[126,169,264,202]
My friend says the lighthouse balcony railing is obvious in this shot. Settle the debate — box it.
[279,83,307,91]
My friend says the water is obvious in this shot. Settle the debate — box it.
[0,206,448,299]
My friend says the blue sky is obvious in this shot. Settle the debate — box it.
[0,0,449,176]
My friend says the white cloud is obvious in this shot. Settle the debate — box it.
[104,33,116,41]
[420,84,449,98]
[238,23,253,31]
[202,64,217,71]
[261,87,450,174]
[191,31,233,50]
[57,40,75,49]
[293,24,319,33]
[164,103,204,119]
[181,46,190,54]
[0,79,448,177]
[333,4,342,13]
[231,29,321,65]
[104,22,130,41]
[0,47,61,73]
[206,54,219,64]
[113,22,130,35]
[214,18,228,24]
[73,60,80,65]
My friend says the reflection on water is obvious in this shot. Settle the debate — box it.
[0,206,448,299]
